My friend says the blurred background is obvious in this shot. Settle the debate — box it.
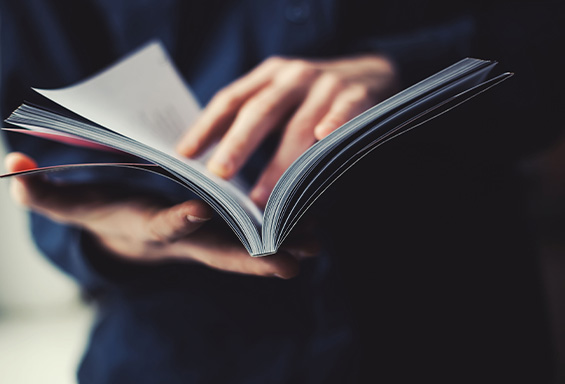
[0,140,93,384]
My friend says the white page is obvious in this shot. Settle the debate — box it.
[32,41,262,222]
[33,41,229,180]
[35,41,199,155]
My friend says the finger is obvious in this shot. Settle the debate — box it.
[7,169,105,225]
[250,73,345,207]
[218,250,300,279]
[5,154,156,234]
[4,152,38,173]
[5,152,45,207]
[248,251,300,279]
[282,239,321,260]
[5,159,93,223]
[190,241,301,279]
[4,154,99,227]
[145,199,213,243]
[205,80,307,179]
[314,85,375,140]
[177,57,285,158]
[161,216,301,278]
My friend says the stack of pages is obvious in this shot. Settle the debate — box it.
[2,41,512,256]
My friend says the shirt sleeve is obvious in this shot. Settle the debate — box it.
[29,213,113,293]
[28,211,189,295]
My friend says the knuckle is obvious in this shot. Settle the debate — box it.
[347,84,372,101]
[145,229,170,245]
[264,56,286,67]
[145,225,166,244]
[324,115,345,129]
[241,95,276,117]
[144,215,172,244]
[224,139,247,159]
[213,88,241,111]
[319,72,346,90]
[281,60,319,84]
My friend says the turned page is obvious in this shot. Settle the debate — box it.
[31,40,255,197]
[34,41,200,156]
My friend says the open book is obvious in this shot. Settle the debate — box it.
[1,41,512,256]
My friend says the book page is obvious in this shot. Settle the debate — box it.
[34,41,199,155]
[34,41,240,184]
[32,41,260,221]
[32,41,243,186]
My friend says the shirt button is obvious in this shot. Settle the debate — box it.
[285,3,310,24]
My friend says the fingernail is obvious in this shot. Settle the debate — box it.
[314,123,335,139]
[313,124,326,139]
[208,153,234,179]
[186,214,211,223]
[177,143,194,157]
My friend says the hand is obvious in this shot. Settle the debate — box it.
[177,54,399,208]
[5,152,311,279]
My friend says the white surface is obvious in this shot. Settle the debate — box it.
[0,306,93,384]
[0,141,93,384]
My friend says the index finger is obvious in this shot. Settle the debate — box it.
[176,57,284,158]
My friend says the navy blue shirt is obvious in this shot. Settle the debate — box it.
[1,1,562,383]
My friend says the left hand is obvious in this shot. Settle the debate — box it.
[4,152,311,278]
[176,54,400,208]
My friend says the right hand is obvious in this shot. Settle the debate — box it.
[176,54,400,208]
[4,152,311,279]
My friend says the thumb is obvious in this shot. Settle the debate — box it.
[145,199,214,242]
